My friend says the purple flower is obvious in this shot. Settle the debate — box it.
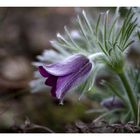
[101,97,124,110]
[38,54,92,100]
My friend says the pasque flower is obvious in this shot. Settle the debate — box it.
[101,97,124,110]
[38,54,92,100]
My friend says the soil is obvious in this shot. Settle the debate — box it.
[4,119,140,133]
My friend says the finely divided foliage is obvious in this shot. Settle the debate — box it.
[32,8,140,124]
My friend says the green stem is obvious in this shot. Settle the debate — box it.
[89,52,104,60]
[118,71,138,122]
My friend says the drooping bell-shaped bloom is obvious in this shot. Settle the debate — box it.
[38,54,92,100]
[101,97,124,110]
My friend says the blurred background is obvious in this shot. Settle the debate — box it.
[0,7,136,133]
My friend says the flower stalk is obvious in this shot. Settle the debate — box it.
[88,52,104,60]
[118,70,138,122]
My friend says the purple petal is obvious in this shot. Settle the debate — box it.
[55,62,92,99]
[45,75,58,97]
[38,66,50,77]
[45,75,58,87]
[51,86,57,97]
[41,54,89,76]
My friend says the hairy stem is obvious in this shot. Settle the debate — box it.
[118,71,138,122]
[89,52,104,60]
